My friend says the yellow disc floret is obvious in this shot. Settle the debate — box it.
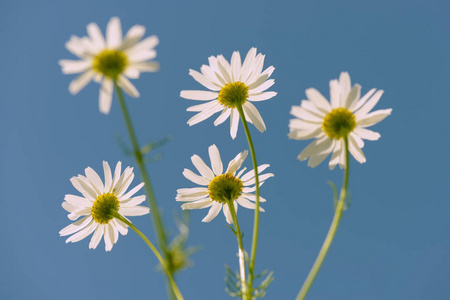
[208,174,244,203]
[93,49,128,79]
[322,108,356,139]
[218,82,249,108]
[91,193,120,224]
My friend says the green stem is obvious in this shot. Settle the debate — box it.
[295,136,350,300]
[235,103,260,299]
[114,82,175,299]
[111,212,184,300]
[227,201,248,299]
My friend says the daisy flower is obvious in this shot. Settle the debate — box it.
[176,144,274,224]
[59,17,160,114]
[180,48,277,139]
[59,161,149,251]
[288,72,392,169]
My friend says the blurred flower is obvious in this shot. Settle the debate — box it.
[59,161,149,251]
[288,72,392,169]
[176,144,273,224]
[181,48,277,139]
[59,17,159,114]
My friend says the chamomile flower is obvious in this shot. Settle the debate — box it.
[59,161,149,251]
[288,72,392,169]
[59,17,160,114]
[176,144,274,224]
[180,48,277,139]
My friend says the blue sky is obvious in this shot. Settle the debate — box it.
[1,0,450,299]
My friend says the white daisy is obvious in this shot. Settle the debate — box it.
[288,72,392,169]
[180,48,277,139]
[176,144,274,224]
[59,17,160,114]
[59,161,150,251]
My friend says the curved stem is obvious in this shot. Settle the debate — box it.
[227,201,248,299]
[111,212,184,300]
[296,136,350,300]
[235,103,260,298]
[114,82,175,299]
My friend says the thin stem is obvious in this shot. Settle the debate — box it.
[114,82,175,299]
[296,136,350,300]
[111,212,184,300]
[227,201,248,299]
[235,103,260,298]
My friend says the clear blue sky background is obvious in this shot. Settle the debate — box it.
[1,0,449,299]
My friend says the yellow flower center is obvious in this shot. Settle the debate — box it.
[322,108,356,139]
[93,49,128,79]
[208,174,243,203]
[218,82,249,108]
[91,193,120,224]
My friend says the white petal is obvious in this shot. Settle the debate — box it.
[249,79,275,94]
[187,102,223,126]
[131,61,160,72]
[222,203,233,224]
[89,224,104,249]
[352,88,376,112]
[290,105,324,123]
[208,144,223,176]
[226,150,248,175]
[305,88,332,113]
[104,224,113,251]
[288,127,323,140]
[177,187,209,196]
[59,216,92,236]
[240,164,270,181]
[242,173,274,186]
[246,54,265,85]
[106,17,122,48]
[202,202,222,223]
[120,182,145,200]
[66,221,97,243]
[181,200,213,210]
[188,69,221,91]
[176,193,209,202]
[70,177,96,201]
[120,195,147,207]
[329,79,340,108]
[117,75,140,98]
[183,168,210,185]
[241,194,267,203]
[186,100,219,113]
[126,35,159,54]
[243,102,266,133]
[99,78,114,114]
[339,72,351,107]
[229,108,240,139]
[217,55,232,84]
[248,92,277,102]
[357,109,392,127]
[121,25,145,50]
[181,90,219,101]
[119,206,150,216]
[348,135,366,164]
[68,71,94,95]
[128,50,157,62]
[353,127,380,141]
[191,155,215,180]
[240,48,257,82]
[59,59,92,74]
[113,219,128,235]
[214,107,231,126]
[64,194,92,207]
[329,139,345,170]
[87,22,105,50]
[298,136,333,161]
[85,167,104,194]
[344,84,361,110]
[354,90,384,118]
[231,51,241,82]
[103,161,113,193]
[237,197,265,212]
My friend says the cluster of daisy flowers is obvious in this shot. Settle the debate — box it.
[58,17,392,259]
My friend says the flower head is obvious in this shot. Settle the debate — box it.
[288,72,392,169]
[59,17,160,114]
[181,48,277,139]
[176,145,274,224]
[59,161,149,251]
